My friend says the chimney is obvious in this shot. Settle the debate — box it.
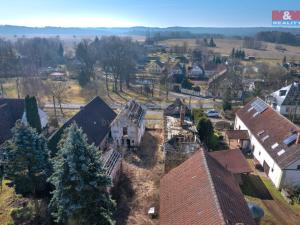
[296,132,300,145]
[180,106,185,127]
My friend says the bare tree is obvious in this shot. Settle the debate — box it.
[46,81,68,117]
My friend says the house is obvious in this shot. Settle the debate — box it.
[209,149,252,184]
[49,71,67,81]
[207,68,243,99]
[267,82,300,121]
[160,149,256,225]
[49,96,117,152]
[164,98,191,118]
[204,61,218,77]
[147,60,164,74]
[48,96,122,184]
[110,100,146,148]
[0,98,48,145]
[225,129,250,150]
[235,97,300,189]
[187,64,205,80]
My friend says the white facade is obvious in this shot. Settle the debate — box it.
[268,82,300,118]
[235,115,300,189]
[110,101,146,147]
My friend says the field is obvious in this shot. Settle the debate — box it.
[113,131,164,225]
[159,38,300,61]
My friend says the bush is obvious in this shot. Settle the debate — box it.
[192,108,205,123]
[207,134,220,150]
[10,204,34,224]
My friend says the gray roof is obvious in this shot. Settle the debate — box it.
[49,97,116,152]
[0,98,24,145]
[270,82,300,106]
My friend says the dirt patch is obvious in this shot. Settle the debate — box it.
[113,131,164,225]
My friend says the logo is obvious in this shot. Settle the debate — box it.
[272,10,300,26]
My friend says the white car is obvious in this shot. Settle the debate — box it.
[205,110,220,118]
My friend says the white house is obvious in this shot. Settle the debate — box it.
[267,81,300,120]
[111,100,146,148]
[235,97,300,189]
[148,60,164,74]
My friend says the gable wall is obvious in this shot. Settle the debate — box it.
[235,115,283,188]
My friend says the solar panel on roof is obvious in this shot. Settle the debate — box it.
[283,134,297,145]
[251,98,268,114]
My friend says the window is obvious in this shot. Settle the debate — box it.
[132,140,134,144]
[279,90,287,96]
[297,165,300,170]
[286,107,290,113]
[271,168,274,172]
[259,151,261,156]
[123,127,128,135]
[239,125,241,130]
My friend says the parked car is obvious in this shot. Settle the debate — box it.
[205,109,220,118]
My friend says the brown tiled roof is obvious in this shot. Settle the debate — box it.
[236,97,300,169]
[225,130,249,140]
[209,149,252,174]
[160,149,255,225]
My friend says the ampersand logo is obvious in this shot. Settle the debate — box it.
[283,11,292,20]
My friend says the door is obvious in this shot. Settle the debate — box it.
[263,161,270,176]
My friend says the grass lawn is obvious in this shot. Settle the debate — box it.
[0,180,17,225]
[241,173,300,225]
[260,176,300,214]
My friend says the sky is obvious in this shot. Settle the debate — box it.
[0,0,300,27]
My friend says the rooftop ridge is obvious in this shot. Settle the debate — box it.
[201,150,226,225]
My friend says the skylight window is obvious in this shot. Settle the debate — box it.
[277,149,286,156]
[253,112,259,118]
[257,130,265,136]
[247,106,254,112]
[261,135,269,142]
[271,143,279,149]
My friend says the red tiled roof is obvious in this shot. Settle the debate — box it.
[209,149,252,174]
[225,130,249,140]
[236,97,300,169]
[160,149,255,225]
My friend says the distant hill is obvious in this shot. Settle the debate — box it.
[1,25,300,37]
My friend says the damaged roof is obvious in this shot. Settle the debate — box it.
[121,100,146,127]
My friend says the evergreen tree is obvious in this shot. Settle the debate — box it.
[282,56,287,65]
[49,123,116,225]
[3,121,50,196]
[209,38,216,47]
[78,69,90,87]
[25,95,42,133]
[181,77,193,90]
[231,48,235,58]
[58,43,64,57]
[222,89,232,111]
[196,117,214,146]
